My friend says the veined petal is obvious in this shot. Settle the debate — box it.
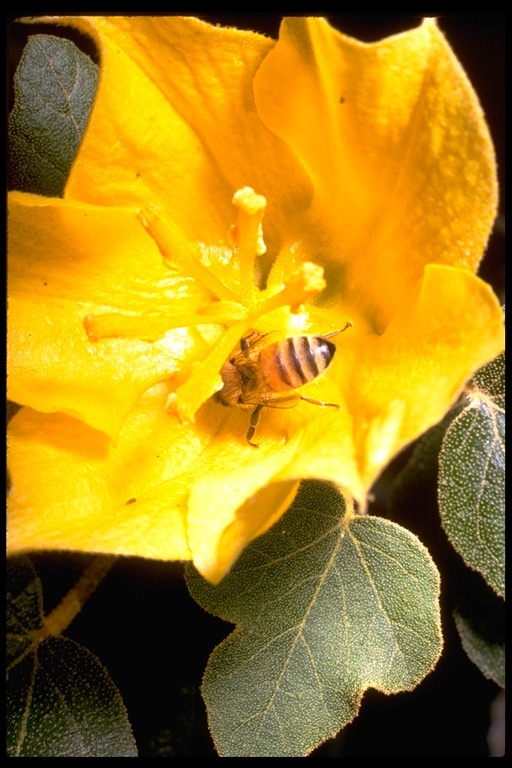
[8,191,216,437]
[6,384,308,580]
[7,387,193,559]
[254,17,498,330]
[348,263,504,493]
[48,15,313,264]
[188,440,303,583]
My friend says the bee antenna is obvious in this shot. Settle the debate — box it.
[324,322,352,340]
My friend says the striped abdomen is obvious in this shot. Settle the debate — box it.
[260,335,336,392]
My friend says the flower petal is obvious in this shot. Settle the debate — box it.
[348,263,504,492]
[7,382,306,580]
[50,15,313,259]
[254,17,498,329]
[7,387,192,559]
[8,191,214,437]
[188,432,303,582]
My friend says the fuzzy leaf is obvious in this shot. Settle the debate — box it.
[452,566,504,688]
[438,353,505,597]
[9,34,98,196]
[6,557,137,757]
[388,404,463,515]
[186,481,442,757]
[454,608,504,689]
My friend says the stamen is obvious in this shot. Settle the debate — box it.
[86,189,331,427]
[229,187,267,291]
[254,261,326,316]
[165,262,327,421]
[167,320,251,424]
[138,204,239,303]
[84,312,177,342]
[83,300,248,343]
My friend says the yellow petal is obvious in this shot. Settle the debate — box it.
[254,17,498,330]
[348,264,504,493]
[8,191,214,437]
[188,430,303,582]
[48,15,313,264]
[6,382,305,580]
[7,386,191,559]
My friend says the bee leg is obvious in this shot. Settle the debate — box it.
[300,395,340,409]
[246,404,264,447]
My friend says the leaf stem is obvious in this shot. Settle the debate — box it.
[35,555,117,641]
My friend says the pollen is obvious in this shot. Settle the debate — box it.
[255,261,327,317]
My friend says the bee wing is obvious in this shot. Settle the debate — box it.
[243,392,301,409]
[239,329,280,358]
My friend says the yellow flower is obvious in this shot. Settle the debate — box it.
[7,16,504,583]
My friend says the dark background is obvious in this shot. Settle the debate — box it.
[8,13,504,757]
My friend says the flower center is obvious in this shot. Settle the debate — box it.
[83,187,328,423]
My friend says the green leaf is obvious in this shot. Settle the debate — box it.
[472,349,505,399]
[7,557,137,757]
[388,403,463,517]
[454,608,504,689]
[9,34,98,197]
[186,481,442,757]
[438,353,505,597]
[452,567,504,688]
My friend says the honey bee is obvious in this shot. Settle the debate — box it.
[215,322,351,447]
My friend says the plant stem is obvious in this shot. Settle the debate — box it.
[34,555,117,641]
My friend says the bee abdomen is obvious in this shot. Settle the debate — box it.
[264,335,336,391]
